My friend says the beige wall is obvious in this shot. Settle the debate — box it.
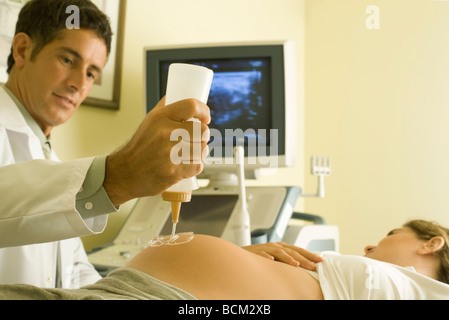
[53,0,449,254]
[304,0,449,254]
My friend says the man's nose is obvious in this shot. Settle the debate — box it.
[68,69,88,93]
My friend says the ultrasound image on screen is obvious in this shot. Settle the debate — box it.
[159,58,272,147]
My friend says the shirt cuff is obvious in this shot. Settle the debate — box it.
[76,156,119,219]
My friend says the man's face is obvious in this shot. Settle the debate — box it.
[17,28,108,135]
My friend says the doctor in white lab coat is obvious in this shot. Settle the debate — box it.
[0,0,211,289]
[0,0,115,288]
[0,84,108,288]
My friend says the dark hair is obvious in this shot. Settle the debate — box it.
[7,0,112,74]
[404,219,449,284]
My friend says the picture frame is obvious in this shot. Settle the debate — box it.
[0,0,126,110]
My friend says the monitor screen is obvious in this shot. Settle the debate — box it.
[159,195,239,237]
[158,57,273,155]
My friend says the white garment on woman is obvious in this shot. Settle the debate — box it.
[308,252,449,300]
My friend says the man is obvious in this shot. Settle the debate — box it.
[0,0,210,288]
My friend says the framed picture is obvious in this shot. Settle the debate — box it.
[0,0,126,110]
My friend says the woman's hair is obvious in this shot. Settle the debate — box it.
[7,0,112,74]
[404,219,449,284]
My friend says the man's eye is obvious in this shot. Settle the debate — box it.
[87,72,98,80]
[61,56,73,65]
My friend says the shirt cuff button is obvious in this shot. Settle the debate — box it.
[85,202,94,210]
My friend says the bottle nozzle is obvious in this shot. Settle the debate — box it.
[161,191,192,224]
[170,201,181,224]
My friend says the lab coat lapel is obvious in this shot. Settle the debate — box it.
[0,85,46,160]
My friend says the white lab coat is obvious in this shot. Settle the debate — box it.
[0,85,109,288]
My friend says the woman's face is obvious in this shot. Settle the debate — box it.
[364,227,425,267]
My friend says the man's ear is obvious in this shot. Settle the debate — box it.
[12,33,33,69]
[417,236,445,255]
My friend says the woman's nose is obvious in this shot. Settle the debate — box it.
[364,245,376,255]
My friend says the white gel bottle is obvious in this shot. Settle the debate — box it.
[161,63,214,228]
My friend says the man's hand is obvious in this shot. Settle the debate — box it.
[242,242,323,270]
[103,97,210,206]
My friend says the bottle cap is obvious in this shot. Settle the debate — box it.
[161,191,192,203]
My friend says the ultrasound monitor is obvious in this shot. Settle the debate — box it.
[145,41,297,184]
